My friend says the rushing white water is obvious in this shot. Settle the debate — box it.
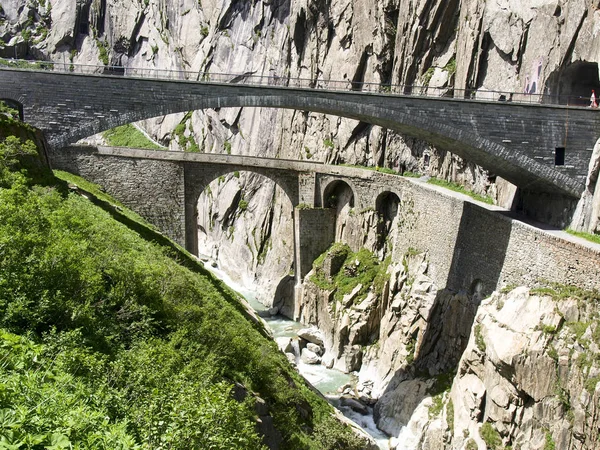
[200,260,393,449]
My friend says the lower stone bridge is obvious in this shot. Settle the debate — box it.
[51,145,405,282]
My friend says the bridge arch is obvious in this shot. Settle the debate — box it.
[375,191,401,250]
[2,69,594,197]
[183,163,299,257]
[321,178,356,210]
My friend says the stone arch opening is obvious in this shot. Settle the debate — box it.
[544,61,600,106]
[323,179,355,211]
[0,98,24,121]
[469,278,485,305]
[193,170,295,305]
[322,179,355,242]
[375,191,400,250]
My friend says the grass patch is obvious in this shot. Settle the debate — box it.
[566,228,600,245]
[0,125,368,450]
[402,171,421,178]
[427,177,494,204]
[310,244,389,305]
[475,323,486,353]
[480,422,502,449]
[529,282,600,303]
[103,124,163,149]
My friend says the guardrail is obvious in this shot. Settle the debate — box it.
[1,57,594,108]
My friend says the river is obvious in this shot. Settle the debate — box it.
[201,261,393,449]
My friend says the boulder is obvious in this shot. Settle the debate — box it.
[301,348,321,365]
[306,342,322,355]
[340,396,369,415]
[297,328,324,346]
[275,337,293,354]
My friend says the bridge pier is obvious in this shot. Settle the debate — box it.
[293,206,336,284]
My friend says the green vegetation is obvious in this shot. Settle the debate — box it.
[427,177,494,204]
[446,398,454,434]
[375,166,397,175]
[545,431,556,450]
[310,244,390,306]
[465,438,477,450]
[0,123,367,449]
[444,57,457,76]
[500,283,518,294]
[172,114,200,152]
[238,198,249,211]
[104,124,163,149]
[529,282,600,303]
[565,228,600,245]
[480,422,502,449]
[428,394,444,418]
[475,323,486,353]
[0,101,19,120]
[224,140,232,154]
[0,57,54,70]
[402,171,421,178]
[423,66,435,86]
[96,39,110,65]
[323,139,334,149]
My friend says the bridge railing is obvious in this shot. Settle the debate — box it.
[1,57,593,108]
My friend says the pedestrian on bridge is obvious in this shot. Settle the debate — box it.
[591,90,598,108]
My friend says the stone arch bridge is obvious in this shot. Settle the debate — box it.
[52,145,403,282]
[2,67,600,199]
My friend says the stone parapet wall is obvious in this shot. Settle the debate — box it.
[396,179,600,294]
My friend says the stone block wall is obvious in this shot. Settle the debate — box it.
[294,207,336,282]
[51,146,187,246]
[395,180,600,295]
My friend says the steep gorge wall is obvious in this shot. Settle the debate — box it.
[295,182,600,448]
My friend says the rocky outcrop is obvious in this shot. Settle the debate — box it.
[295,235,600,448]
[415,285,600,450]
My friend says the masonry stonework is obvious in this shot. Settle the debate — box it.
[51,146,187,246]
[3,68,599,198]
[395,181,600,295]
[51,146,600,295]
[294,207,337,282]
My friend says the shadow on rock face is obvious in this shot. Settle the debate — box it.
[373,200,512,437]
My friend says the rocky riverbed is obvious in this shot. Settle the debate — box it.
[200,259,394,449]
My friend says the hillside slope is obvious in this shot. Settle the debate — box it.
[0,113,369,449]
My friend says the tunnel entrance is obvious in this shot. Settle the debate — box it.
[375,191,400,250]
[544,61,600,106]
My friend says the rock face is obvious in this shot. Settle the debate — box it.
[436,286,600,450]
